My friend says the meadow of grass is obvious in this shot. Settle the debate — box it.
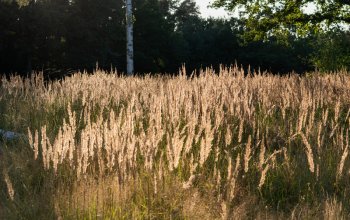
[0,67,350,219]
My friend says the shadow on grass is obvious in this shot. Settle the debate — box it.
[0,137,57,220]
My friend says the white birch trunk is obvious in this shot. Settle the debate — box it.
[126,0,134,75]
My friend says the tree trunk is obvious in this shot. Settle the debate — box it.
[126,0,134,76]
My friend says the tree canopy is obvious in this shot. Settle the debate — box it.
[213,0,350,40]
[0,0,349,76]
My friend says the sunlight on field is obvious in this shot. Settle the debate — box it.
[1,67,350,219]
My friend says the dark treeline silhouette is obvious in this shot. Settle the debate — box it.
[0,0,349,77]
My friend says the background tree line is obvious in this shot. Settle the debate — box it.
[0,0,349,77]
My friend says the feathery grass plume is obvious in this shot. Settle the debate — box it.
[308,104,316,131]
[340,128,345,151]
[258,164,270,189]
[167,125,186,170]
[337,146,348,179]
[244,135,252,173]
[334,100,341,122]
[227,157,232,180]
[216,170,222,185]
[200,117,214,166]
[324,198,344,220]
[225,125,232,145]
[6,68,350,218]
[28,128,39,160]
[51,127,63,173]
[238,119,244,143]
[41,125,48,169]
[27,127,33,149]
[228,154,241,200]
[297,111,305,132]
[258,138,266,170]
[264,149,282,165]
[300,132,315,173]
[317,122,322,154]
[323,108,329,126]
[189,154,197,176]
[256,126,260,141]
[3,170,14,200]
[282,106,286,120]
[337,129,349,179]
[221,201,228,220]
[345,108,350,123]
[329,123,339,139]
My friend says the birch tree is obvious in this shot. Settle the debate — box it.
[126,0,134,75]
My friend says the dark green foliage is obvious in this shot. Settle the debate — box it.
[312,30,350,71]
[2,0,348,75]
[212,0,350,40]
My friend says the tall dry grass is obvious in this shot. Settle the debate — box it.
[1,67,350,219]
